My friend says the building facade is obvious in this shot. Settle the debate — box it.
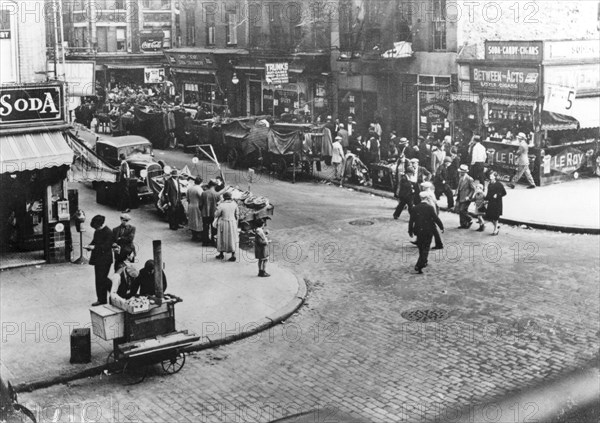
[1,0,74,268]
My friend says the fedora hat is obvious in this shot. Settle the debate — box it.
[458,164,469,172]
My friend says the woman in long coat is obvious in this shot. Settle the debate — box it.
[186,177,203,241]
[485,171,507,235]
[215,192,239,261]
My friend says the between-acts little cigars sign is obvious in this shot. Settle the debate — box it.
[0,85,64,127]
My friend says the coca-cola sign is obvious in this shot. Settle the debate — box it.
[140,32,164,51]
[0,85,65,127]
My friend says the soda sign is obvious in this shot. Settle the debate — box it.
[0,85,64,126]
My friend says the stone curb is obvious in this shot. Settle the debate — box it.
[15,275,307,393]
[335,181,599,235]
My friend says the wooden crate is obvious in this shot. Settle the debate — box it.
[90,304,125,341]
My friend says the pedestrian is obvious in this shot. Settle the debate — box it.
[366,136,380,165]
[472,182,487,232]
[254,218,271,277]
[407,158,432,204]
[447,146,460,190]
[85,215,114,306]
[455,165,476,229]
[214,191,239,262]
[419,182,443,249]
[337,123,349,152]
[470,135,487,185]
[508,132,536,189]
[110,250,139,301]
[332,135,345,181]
[430,143,446,175]
[112,213,136,271]
[132,259,168,297]
[162,168,183,230]
[199,180,220,246]
[187,177,203,241]
[485,171,507,235]
[434,157,455,209]
[408,192,445,274]
[393,166,415,219]
[118,153,131,213]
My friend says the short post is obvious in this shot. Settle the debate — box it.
[153,240,164,305]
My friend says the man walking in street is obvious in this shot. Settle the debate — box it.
[508,132,536,189]
[434,156,455,210]
[112,213,136,271]
[456,164,476,229]
[337,123,349,152]
[199,180,221,246]
[162,168,182,230]
[470,135,487,184]
[85,215,113,306]
[332,135,345,181]
[409,192,444,274]
[118,154,131,213]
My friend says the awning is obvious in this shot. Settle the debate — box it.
[483,97,537,107]
[105,64,148,70]
[541,111,580,131]
[0,131,74,174]
[64,131,118,183]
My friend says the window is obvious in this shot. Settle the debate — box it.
[226,11,238,45]
[206,10,215,45]
[114,0,125,9]
[185,8,195,46]
[432,0,446,51]
[116,28,126,51]
[339,0,353,51]
[161,0,170,10]
[162,29,171,48]
[142,0,151,8]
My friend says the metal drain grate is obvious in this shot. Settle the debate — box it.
[349,219,375,226]
[401,308,450,323]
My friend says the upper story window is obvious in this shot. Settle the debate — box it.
[185,8,195,46]
[116,28,126,51]
[226,10,238,45]
[206,10,215,46]
[432,0,447,51]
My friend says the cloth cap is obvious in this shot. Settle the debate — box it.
[419,191,429,199]
[120,213,131,221]
[170,168,178,176]
[410,158,419,163]
[517,132,527,139]
[399,137,408,144]
[444,157,452,163]
[459,164,469,172]
[335,135,342,140]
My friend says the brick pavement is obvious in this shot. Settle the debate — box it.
[18,203,599,423]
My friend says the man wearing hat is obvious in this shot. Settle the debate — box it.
[199,180,221,245]
[434,156,455,210]
[163,168,183,230]
[456,164,476,228]
[187,177,204,241]
[409,192,445,274]
[112,213,136,271]
[85,215,113,306]
[407,158,432,204]
[331,135,345,180]
[393,164,415,219]
[508,133,536,189]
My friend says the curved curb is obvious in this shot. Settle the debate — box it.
[15,275,308,394]
[338,181,600,235]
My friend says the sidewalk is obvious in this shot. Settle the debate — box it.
[312,164,600,234]
[0,182,305,391]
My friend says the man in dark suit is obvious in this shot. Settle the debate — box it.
[86,215,114,305]
[162,168,182,230]
[112,213,136,270]
[456,164,476,228]
[409,192,445,274]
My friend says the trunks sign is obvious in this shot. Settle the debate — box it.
[265,63,289,85]
[0,85,64,126]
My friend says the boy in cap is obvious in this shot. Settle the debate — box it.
[112,213,136,271]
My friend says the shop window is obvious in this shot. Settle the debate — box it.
[206,11,215,46]
[226,11,238,46]
[116,28,126,51]
[432,0,447,51]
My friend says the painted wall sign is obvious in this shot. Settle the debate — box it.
[470,66,539,97]
[0,85,64,126]
[485,40,543,62]
[544,39,600,61]
[140,32,164,51]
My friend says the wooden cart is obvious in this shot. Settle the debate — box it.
[92,294,200,385]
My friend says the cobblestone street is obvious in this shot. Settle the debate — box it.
[20,181,600,423]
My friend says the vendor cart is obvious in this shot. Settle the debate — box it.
[91,294,200,385]
[220,117,271,169]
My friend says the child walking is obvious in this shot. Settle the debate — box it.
[473,182,487,231]
[254,218,271,277]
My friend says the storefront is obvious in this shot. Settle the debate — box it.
[0,83,74,268]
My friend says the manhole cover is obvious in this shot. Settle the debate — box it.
[401,308,450,323]
[349,219,375,226]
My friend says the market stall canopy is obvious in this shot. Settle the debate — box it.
[243,126,270,156]
[221,120,252,139]
[268,130,302,155]
[0,131,74,174]
[541,111,580,131]
[64,131,118,183]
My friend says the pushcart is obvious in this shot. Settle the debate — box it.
[92,294,200,385]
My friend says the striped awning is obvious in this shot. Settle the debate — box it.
[0,131,73,174]
[541,111,579,131]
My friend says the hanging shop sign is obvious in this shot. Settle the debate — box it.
[485,40,543,63]
[164,51,215,68]
[419,91,449,135]
[544,145,586,175]
[0,84,65,127]
[140,32,164,51]
[544,63,600,95]
[544,39,600,62]
[544,84,577,116]
[470,66,539,97]
[0,29,10,39]
[144,68,165,84]
[265,63,289,85]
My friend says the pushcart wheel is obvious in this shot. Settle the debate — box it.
[106,351,123,374]
[161,352,186,374]
[227,149,238,169]
[121,361,148,385]
[13,404,37,423]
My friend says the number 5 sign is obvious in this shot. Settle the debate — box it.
[544,84,577,116]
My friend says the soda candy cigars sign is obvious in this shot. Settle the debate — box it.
[485,40,543,62]
[470,65,540,96]
[0,85,65,126]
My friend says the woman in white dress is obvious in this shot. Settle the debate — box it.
[214,191,239,261]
